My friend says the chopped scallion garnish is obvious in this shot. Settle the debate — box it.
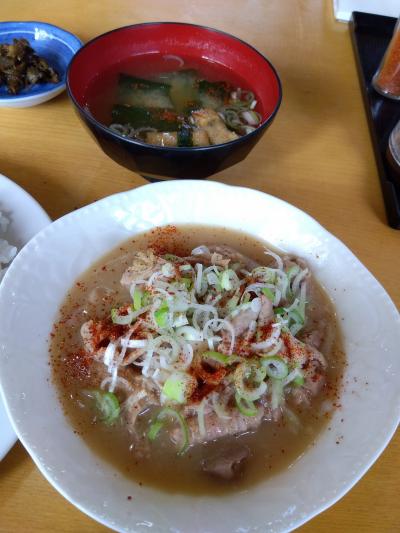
[111,306,135,325]
[162,373,190,404]
[147,407,189,454]
[154,300,169,328]
[85,390,120,425]
[261,287,274,301]
[235,392,258,417]
[261,356,289,379]
[132,288,143,311]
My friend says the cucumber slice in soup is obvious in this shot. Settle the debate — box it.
[118,74,174,109]
[198,80,230,110]
[111,105,180,131]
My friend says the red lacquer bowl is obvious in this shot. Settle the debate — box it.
[67,22,282,180]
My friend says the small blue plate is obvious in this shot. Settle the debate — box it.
[0,21,82,107]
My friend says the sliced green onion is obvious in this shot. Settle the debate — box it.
[282,367,304,387]
[274,307,286,316]
[154,300,169,328]
[261,287,274,301]
[162,372,190,404]
[172,313,188,328]
[147,420,163,440]
[235,392,258,417]
[142,290,151,307]
[181,277,192,289]
[286,265,300,298]
[111,306,134,325]
[293,374,305,386]
[242,293,251,304]
[175,325,203,341]
[220,269,235,291]
[270,378,284,410]
[286,265,300,279]
[240,110,261,126]
[132,288,143,311]
[252,266,276,283]
[179,264,192,272]
[147,407,189,454]
[290,308,304,324]
[202,351,243,366]
[261,356,289,379]
[226,294,240,313]
[234,361,267,401]
[289,322,303,336]
[202,351,230,365]
[298,288,307,321]
[163,254,179,261]
[86,390,120,425]
[161,263,175,277]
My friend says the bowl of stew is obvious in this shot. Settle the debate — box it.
[66,22,282,180]
[0,181,399,532]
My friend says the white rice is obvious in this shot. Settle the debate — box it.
[0,212,17,281]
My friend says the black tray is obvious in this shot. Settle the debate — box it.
[350,11,400,229]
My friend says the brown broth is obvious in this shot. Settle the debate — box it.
[50,225,345,495]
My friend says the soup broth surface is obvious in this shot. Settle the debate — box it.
[50,225,344,495]
[84,53,264,147]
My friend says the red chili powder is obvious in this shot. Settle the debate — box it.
[375,25,400,96]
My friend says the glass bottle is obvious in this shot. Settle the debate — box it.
[372,16,400,100]
[387,119,400,177]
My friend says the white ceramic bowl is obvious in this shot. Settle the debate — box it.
[0,173,51,460]
[0,181,399,532]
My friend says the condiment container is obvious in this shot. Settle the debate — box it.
[372,16,400,100]
[387,119,400,180]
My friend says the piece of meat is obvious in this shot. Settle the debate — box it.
[282,332,327,403]
[88,358,137,388]
[183,252,230,269]
[207,245,259,271]
[182,406,265,446]
[257,294,273,327]
[120,249,167,287]
[282,332,326,369]
[81,318,149,366]
[146,131,178,147]
[231,305,260,337]
[301,278,336,357]
[282,255,309,271]
[191,108,239,145]
[185,244,260,271]
[80,319,128,356]
[86,357,160,436]
[202,445,250,480]
[122,381,160,433]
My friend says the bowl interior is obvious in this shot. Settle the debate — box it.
[68,22,281,123]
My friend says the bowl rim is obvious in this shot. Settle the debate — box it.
[66,21,282,152]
